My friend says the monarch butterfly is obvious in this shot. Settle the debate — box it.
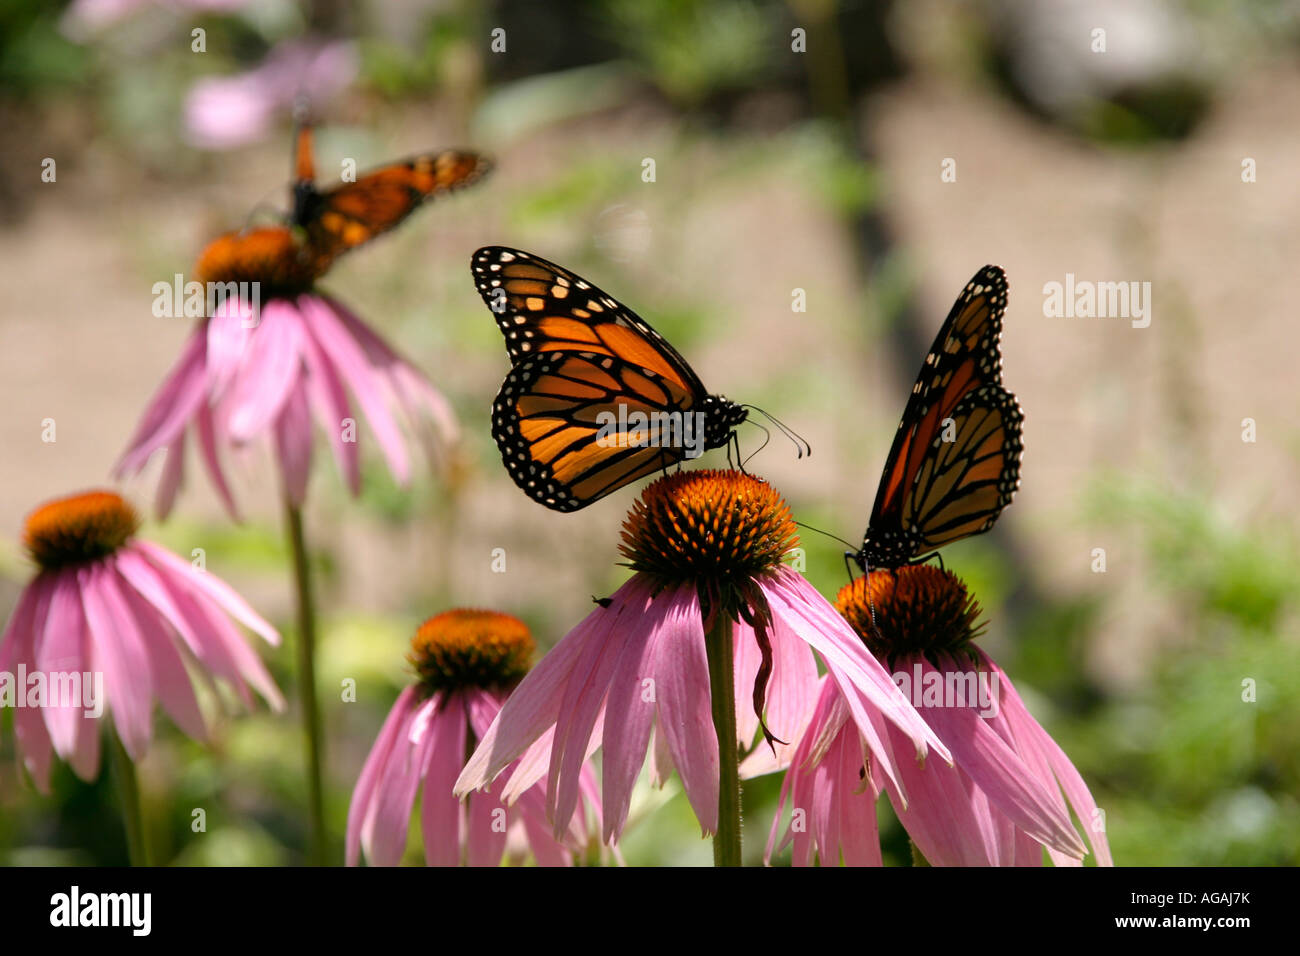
[290,124,491,274]
[471,247,749,512]
[852,265,1023,572]
[195,126,491,295]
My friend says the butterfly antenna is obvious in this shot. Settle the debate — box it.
[740,420,772,470]
[794,521,859,553]
[742,405,811,459]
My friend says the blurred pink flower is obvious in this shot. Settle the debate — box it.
[115,284,457,519]
[456,471,951,844]
[761,567,1111,866]
[185,39,358,150]
[0,490,282,790]
[61,0,250,40]
[347,610,601,867]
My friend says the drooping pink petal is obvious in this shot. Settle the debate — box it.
[169,578,284,711]
[650,584,718,835]
[765,677,858,866]
[734,610,820,767]
[154,428,187,519]
[111,566,207,742]
[1,581,55,792]
[221,299,305,442]
[132,539,278,646]
[204,302,253,403]
[764,569,951,785]
[466,789,511,867]
[297,295,410,484]
[35,569,92,760]
[988,653,1113,866]
[598,580,663,841]
[363,693,434,867]
[346,686,418,866]
[114,547,253,708]
[455,583,626,795]
[907,654,1087,859]
[274,381,314,506]
[546,595,639,836]
[296,305,361,496]
[517,803,575,867]
[195,400,241,520]
[800,720,882,867]
[882,716,1003,866]
[78,564,154,762]
[114,325,209,477]
[420,694,468,867]
[325,295,458,463]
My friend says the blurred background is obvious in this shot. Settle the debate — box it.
[1,0,1298,866]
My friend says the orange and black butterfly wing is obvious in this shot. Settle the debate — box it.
[470,247,710,394]
[472,247,719,511]
[492,351,700,511]
[293,132,490,266]
[895,387,1023,555]
[862,265,1021,566]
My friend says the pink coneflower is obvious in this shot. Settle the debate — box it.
[60,0,251,41]
[348,610,601,867]
[456,470,951,865]
[184,39,359,151]
[764,565,1111,866]
[114,227,456,520]
[0,490,283,791]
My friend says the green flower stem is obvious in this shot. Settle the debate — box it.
[108,728,150,866]
[704,612,742,867]
[285,501,326,865]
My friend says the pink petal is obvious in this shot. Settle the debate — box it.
[1,581,55,791]
[913,664,1088,859]
[297,295,409,483]
[205,301,254,399]
[132,540,278,646]
[78,563,154,762]
[465,789,510,867]
[650,584,718,835]
[274,381,314,506]
[515,792,575,867]
[154,428,187,520]
[35,570,92,760]
[883,717,1003,866]
[346,686,418,866]
[421,695,469,867]
[546,595,640,836]
[114,548,253,707]
[195,401,242,520]
[325,295,459,461]
[296,306,360,495]
[221,299,305,442]
[989,654,1113,866]
[598,581,662,841]
[114,325,208,477]
[363,694,433,866]
[455,583,628,796]
[111,567,207,742]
